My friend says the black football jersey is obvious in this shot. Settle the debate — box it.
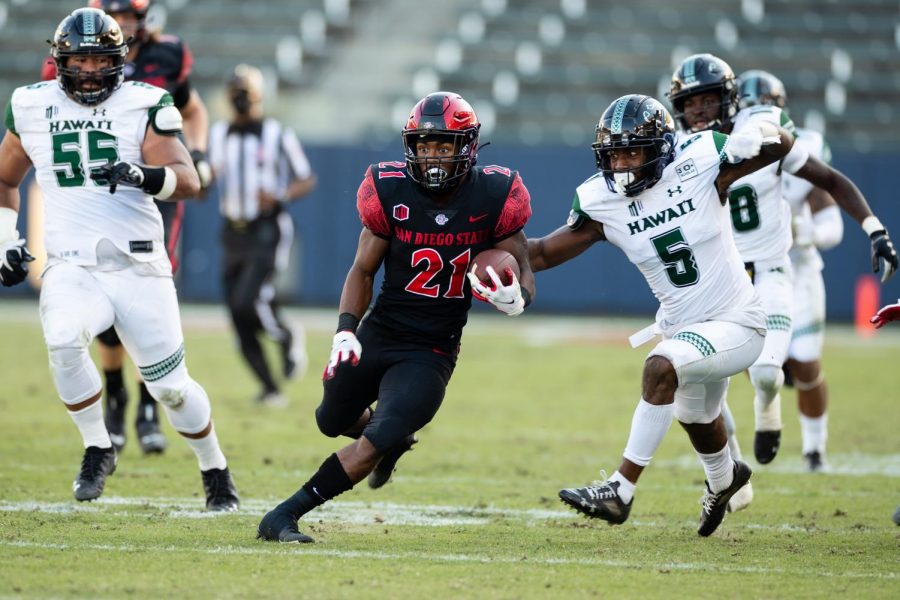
[41,34,194,109]
[357,162,532,349]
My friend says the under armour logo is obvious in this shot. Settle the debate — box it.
[93,108,107,116]
[667,186,683,197]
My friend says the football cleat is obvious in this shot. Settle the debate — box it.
[368,434,418,489]
[558,474,632,524]
[804,451,830,473]
[104,387,128,453]
[136,401,167,454]
[697,460,752,537]
[893,505,900,526]
[754,430,781,464]
[255,390,288,407]
[73,446,117,502]
[727,482,754,513]
[201,467,240,512]
[257,509,314,543]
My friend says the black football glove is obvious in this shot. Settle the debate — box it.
[190,149,212,190]
[870,229,898,283]
[90,161,146,194]
[0,238,35,287]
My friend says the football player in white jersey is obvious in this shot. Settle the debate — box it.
[667,54,897,478]
[738,70,844,473]
[529,94,793,536]
[0,8,239,509]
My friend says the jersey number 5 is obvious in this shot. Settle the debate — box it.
[651,227,699,287]
[51,131,119,188]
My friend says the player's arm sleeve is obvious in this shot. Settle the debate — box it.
[494,172,532,241]
[281,128,313,180]
[567,191,591,230]
[170,41,194,109]
[147,92,183,136]
[4,98,17,138]
[356,166,391,239]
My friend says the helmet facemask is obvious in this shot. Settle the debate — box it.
[51,8,128,106]
[402,92,480,194]
[593,95,675,198]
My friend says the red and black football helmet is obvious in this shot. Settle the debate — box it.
[88,0,151,42]
[593,94,676,197]
[737,69,787,109]
[402,92,480,193]
[668,53,739,133]
[50,8,128,106]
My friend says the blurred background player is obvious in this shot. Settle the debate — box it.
[257,91,534,543]
[738,70,844,472]
[207,64,316,406]
[42,0,213,455]
[532,94,792,536]
[1,7,237,509]
[667,54,897,480]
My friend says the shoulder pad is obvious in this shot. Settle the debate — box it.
[148,93,182,135]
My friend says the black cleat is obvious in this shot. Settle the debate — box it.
[893,505,900,526]
[104,387,128,453]
[368,434,417,489]
[697,460,752,537]
[136,402,167,455]
[73,446,117,502]
[257,509,314,543]
[202,467,240,511]
[804,451,829,473]
[754,430,781,464]
[558,476,632,524]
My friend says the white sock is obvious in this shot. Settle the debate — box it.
[622,399,675,467]
[697,445,734,494]
[720,401,743,461]
[754,393,782,431]
[183,424,227,471]
[799,413,828,455]
[67,401,112,449]
[609,471,636,504]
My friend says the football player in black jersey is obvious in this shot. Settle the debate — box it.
[41,0,212,455]
[257,92,536,543]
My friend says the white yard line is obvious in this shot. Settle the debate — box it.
[0,539,894,580]
[0,497,891,535]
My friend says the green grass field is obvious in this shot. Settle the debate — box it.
[0,300,898,599]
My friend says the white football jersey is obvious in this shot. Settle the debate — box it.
[571,130,765,336]
[7,80,181,266]
[724,105,800,263]
[784,128,830,271]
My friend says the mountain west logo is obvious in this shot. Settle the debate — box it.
[627,198,697,235]
[427,210,457,226]
[627,200,643,218]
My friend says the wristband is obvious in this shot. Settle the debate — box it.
[0,207,19,244]
[139,166,177,200]
[336,312,360,333]
[862,215,885,237]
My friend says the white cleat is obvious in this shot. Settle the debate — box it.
[727,481,753,513]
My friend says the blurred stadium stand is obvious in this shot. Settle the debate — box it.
[1,0,898,318]
[2,0,897,151]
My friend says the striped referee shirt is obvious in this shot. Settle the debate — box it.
[208,118,313,222]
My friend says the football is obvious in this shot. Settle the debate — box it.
[471,248,520,286]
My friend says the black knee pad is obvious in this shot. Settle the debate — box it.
[96,326,122,347]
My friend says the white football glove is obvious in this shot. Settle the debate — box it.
[0,237,34,287]
[323,331,362,380]
[724,125,764,163]
[791,214,814,248]
[466,264,525,316]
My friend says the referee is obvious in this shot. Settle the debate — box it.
[208,64,317,405]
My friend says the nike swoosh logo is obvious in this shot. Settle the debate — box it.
[469,214,488,223]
